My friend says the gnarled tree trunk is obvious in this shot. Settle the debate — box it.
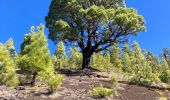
[82,53,92,69]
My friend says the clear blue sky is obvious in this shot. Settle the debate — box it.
[0,0,170,55]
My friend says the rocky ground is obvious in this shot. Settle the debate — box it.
[0,69,170,100]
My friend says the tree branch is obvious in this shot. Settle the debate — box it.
[95,43,114,52]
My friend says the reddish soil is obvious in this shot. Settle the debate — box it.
[0,70,170,100]
[46,70,170,100]
[118,84,159,100]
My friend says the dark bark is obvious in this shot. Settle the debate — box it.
[31,72,37,85]
[82,52,92,69]
[49,85,54,94]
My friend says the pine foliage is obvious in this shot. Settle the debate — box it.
[110,44,122,69]
[18,25,64,90]
[130,41,159,85]
[92,51,112,71]
[18,25,53,74]
[159,57,170,83]
[122,44,133,73]
[69,45,82,69]
[54,41,67,69]
[5,38,16,58]
[0,44,19,87]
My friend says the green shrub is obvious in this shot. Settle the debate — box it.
[109,76,119,96]
[129,73,159,85]
[39,71,64,93]
[130,75,150,85]
[159,70,170,83]
[109,76,118,87]
[89,86,112,98]
[47,74,64,93]
[159,97,168,100]
[157,91,168,100]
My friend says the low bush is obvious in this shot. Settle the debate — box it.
[159,70,170,83]
[47,74,64,93]
[89,86,112,98]
[129,71,160,85]
[130,76,152,85]
[39,71,64,93]
[109,76,118,87]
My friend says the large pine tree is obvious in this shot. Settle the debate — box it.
[45,0,146,69]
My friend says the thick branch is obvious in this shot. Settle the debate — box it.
[77,41,84,50]
[95,43,114,52]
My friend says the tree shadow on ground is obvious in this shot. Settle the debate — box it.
[57,68,100,77]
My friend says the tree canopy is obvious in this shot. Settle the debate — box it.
[46,0,146,69]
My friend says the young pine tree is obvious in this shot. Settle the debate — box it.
[69,45,82,69]
[146,51,160,73]
[161,57,169,70]
[55,42,66,58]
[4,38,16,58]
[92,52,105,71]
[159,57,170,83]
[38,69,64,93]
[54,41,67,69]
[132,41,146,73]
[92,51,112,71]
[18,25,55,85]
[103,50,113,71]
[123,44,132,56]
[110,44,122,69]
[131,41,158,84]
[122,44,134,73]
[122,52,133,73]
[0,44,19,87]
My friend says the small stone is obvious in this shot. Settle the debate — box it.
[17,86,25,90]
[97,75,101,78]
[118,86,125,90]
